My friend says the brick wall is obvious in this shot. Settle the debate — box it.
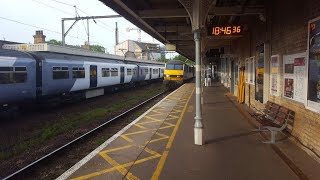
[231,0,320,155]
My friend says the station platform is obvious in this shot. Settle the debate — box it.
[57,82,320,180]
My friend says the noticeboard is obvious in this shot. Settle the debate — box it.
[307,16,320,111]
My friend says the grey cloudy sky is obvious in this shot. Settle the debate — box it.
[0,0,162,54]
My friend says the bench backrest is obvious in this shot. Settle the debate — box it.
[265,101,295,125]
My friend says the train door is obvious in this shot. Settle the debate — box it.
[149,68,152,79]
[120,66,125,84]
[90,65,97,88]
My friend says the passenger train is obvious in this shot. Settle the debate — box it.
[163,60,194,88]
[0,48,164,110]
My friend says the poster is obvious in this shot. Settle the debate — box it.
[284,78,294,98]
[307,16,320,111]
[270,55,280,96]
[255,44,264,102]
[283,53,306,103]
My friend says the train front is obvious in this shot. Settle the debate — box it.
[163,60,184,88]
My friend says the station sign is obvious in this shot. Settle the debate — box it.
[207,25,243,36]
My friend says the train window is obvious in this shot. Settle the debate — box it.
[127,68,132,75]
[102,68,110,77]
[133,69,137,75]
[0,66,27,84]
[111,68,118,76]
[53,66,69,80]
[166,64,174,70]
[161,69,164,73]
[72,67,85,79]
[175,65,183,70]
[145,69,149,74]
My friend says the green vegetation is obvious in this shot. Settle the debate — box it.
[172,54,195,65]
[0,85,165,160]
[46,39,105,53]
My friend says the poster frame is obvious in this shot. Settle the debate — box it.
[270,55,280,97]
[282,52,307,104]
[305,15,320,113]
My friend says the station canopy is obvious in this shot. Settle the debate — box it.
[100,0,266,60]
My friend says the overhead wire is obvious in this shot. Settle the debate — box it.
[0,16,110,47]
[30,0,74,16]
[28,0,110,46]
[75,7,133,40]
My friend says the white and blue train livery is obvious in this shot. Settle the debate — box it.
[0,48,164,109]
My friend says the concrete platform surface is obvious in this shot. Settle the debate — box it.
[57,82,320,180]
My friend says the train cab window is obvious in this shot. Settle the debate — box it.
[72,67,85,79]
[111,68,118,76]
[53,66,69,79]
[102,68,110,77]
[0,66,27,84]
[166,64,183,70]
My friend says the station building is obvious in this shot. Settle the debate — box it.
[102,0,320,157]
[216,0,320,156]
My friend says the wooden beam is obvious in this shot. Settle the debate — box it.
[139,9,188,18]
[208,6,265,16]
[155,25,191,33]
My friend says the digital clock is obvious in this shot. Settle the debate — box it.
[208,25,243,36]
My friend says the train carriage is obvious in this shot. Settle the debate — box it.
[0,47,165,109]
[163,60,194,88]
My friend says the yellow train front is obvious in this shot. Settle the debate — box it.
[163,60,194,88]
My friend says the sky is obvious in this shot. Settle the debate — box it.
[0,0,169,55]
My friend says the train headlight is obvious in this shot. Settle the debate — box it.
[166,75,170,77]
[177,75,180,78]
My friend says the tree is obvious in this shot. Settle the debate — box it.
[172,54,194,65]
[90,44,105,53]
[46,39,63,45]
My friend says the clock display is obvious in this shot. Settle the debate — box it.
[208,25,242,36]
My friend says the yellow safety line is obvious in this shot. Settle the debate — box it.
[121,135,134,143]
[151,87,195,180]
[101,144,133,153]
[155,132,169,138]
[134,124,147,129]
[149,137,169,143]
[144,116,164,122]
[99,153,139,180]
[72,149,162,179]
[122,129,153,136]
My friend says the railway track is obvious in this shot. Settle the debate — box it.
[2,90,169,180]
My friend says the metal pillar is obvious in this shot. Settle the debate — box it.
[194,30,204,145]
[87,19,90,49]
[61,19,65,46]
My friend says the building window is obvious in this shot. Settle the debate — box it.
[72,67,85,79]
[111,68,118,76]
[0,66,27,84]
[102,68,110,77]
[53,66,69,79]
[127,68,132,75]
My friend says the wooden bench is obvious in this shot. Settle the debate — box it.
[252,102,295,144]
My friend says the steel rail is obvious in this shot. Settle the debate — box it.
[3,90,168,180]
